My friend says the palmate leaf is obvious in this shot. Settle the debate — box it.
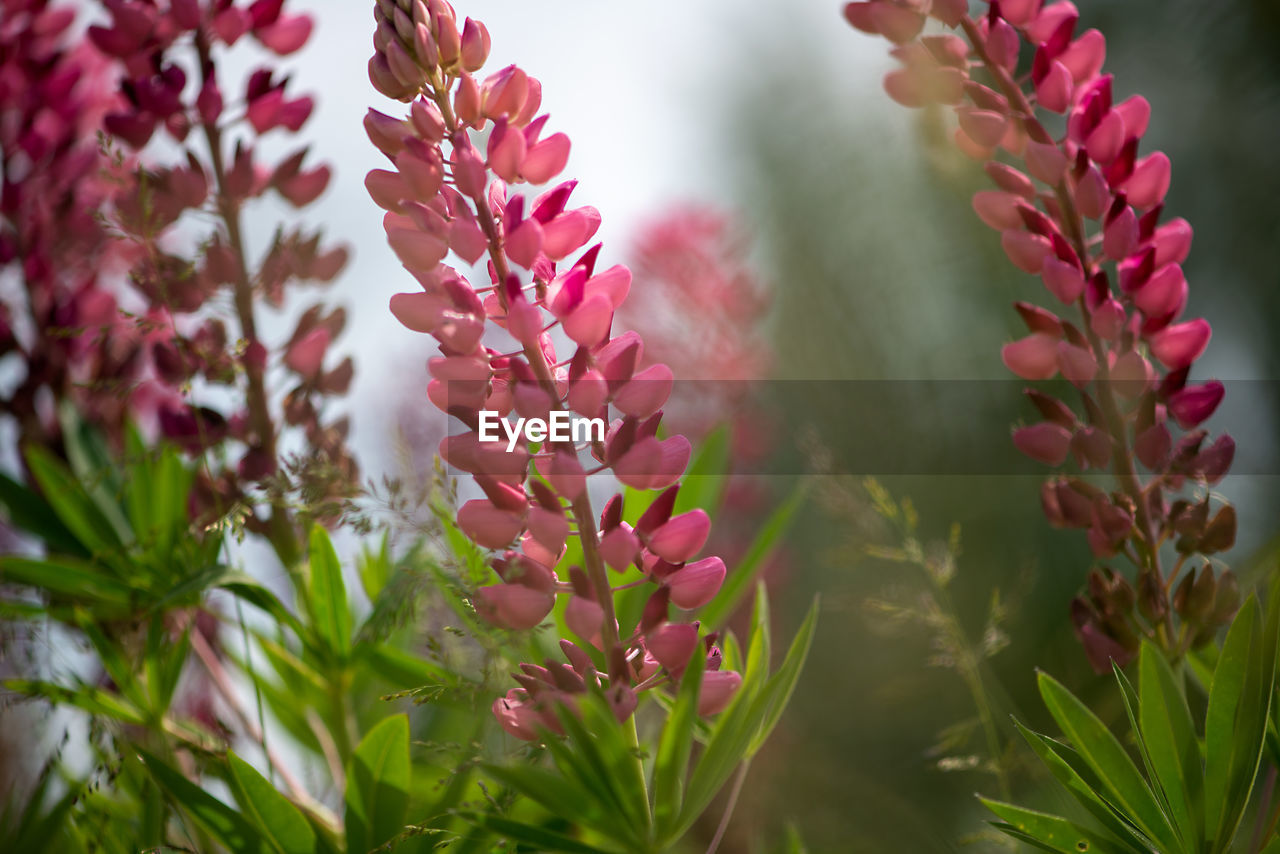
[344,714,411,854]
[553,693,651,842]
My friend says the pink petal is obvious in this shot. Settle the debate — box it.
[1149,319,1211,370]
[522,133,570,185]
[698,670,742,716]
[648,510,711,563]
[1013,422,1073,466]
[1002,333,1060,380]
[666,557,726,610]
[475,584,553,630]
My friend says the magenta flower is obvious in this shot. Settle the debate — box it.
[846,0,1238,667]
[367,0,740,735]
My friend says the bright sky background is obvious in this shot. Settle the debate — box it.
[240,0,898,475]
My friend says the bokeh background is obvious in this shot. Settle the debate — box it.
[202,0,1280,849]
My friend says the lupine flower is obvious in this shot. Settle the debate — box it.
[86,0,355,539]
[617,206,771,440]
[0,1,154,453]
[367,0,740,736]
[846,0,1237,667]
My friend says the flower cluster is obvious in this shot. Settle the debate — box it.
[617,206,771,439]
[366,0,740,736]
[0,1,151,453]
[844,0,1237,667]
[88,0,354,539]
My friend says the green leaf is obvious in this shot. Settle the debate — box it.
[139,749,265,853]
[653,647,704,831]
[227,752,316,854]
[6,679,146,726]
[219,577,308,642]
[1013,720,1152,850]
[699,485,806,630]
[307,525,351,660]
[478,763,606,836]
[345,714,411,854]
[0,556,133,609]
[1037,671,1180,853]
[1205,592,1279,853]
[456,812,617,854]
[748,596,819,756]
[25,444,128,555]
[0,471,86,556]
[1137,643,1202,848]
[556,693,651,839]
[981,798,1132,854]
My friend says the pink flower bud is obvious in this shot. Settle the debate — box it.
[666,557,726,610]
[1135,423,1171,470]
[1001,230,1052,273]
[522,133,571,185]
[387,226,448,271]
[1002,333,1061,380]
[494,690,540,740]
[1013,422,1073,466]
[972,191,1023,230]
[698,670,742,716]
[1153,218,1192,267]
[505,218,543,269]
[648,509,710,563]
[598,524,640,571]
[1102,205,1138,260]
[1073,165,1110,220]
[366,169,410,211]
[1060,29,1106,82]
[285,328,330,378]
[1090,298,1126,340]
[475,583,554,630]
[459,499,525,549]
[365,108,410,157]
[459,17,490,71]
[257,14,312,55]
[1042,257,1086,303]
[646,622,699,673]
[487,120,527,182]
[1133,264,1187,320]
[542,207,602,260]
[613,364,673,418]
[1025,140,1068,185]
[1149,319,1210,370]
[565,595,604,645]
[1168,380,1224,429]
[1035,61,1073,113]
[562,293,612,347]
[958,108,1008,148]
[528,506,569,553]
[1122,152,1171,210]
[1084,110,1125,164]
[1057,341,1097,387]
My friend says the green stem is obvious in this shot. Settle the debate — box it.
[194,33,300,571]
